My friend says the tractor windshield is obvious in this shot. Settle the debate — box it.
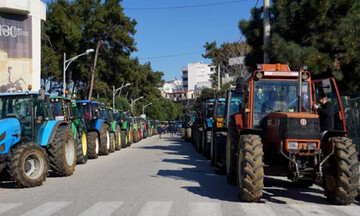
[78,103,92,123]
[51,101,65,121]
[229,92,242,116]
[99,109,109,120]
[253,80,310,128]
[0,97,32,121]
[217,101,226,117]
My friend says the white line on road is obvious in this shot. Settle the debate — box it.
[79,201,124,216]
[20,202,70,216]
[190,202,222,216]
[137,201,172,216]
[239,203,277,216]
[0,203,22,215]
[288,203,334,216]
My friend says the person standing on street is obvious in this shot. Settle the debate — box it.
[157,125,163,139]
[169,124,175,138]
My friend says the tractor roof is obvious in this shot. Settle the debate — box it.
[0,91,49,97]
[76,100,100,104]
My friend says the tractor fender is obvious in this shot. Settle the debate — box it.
[94,119,106,133]
[321,130,347,143]
[0,118,21,154]
[37,120,67,146]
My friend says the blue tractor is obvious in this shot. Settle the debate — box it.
[75,100,111,158]
[0,90,76,187]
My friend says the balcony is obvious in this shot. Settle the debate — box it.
[0,0,30,14]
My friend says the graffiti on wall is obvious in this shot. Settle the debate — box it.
[0,12,32,93]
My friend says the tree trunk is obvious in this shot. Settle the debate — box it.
[88,40,102,100]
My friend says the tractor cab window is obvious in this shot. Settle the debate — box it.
[253,81,310,128]
[217,101,226,117]
[205,103,214,118]
[51,100,64,121]
[79,103,92,123]
[99,109,109,120]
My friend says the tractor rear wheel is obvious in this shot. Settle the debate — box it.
[323,137,359,205]
[99,125,110,155]
[121,130,127,148]
[9,143,48,187]
[134,130,138,143]
[76,131,88,164]
[109,132,116,153]
[115,126,121,151]
[237,134,264,202]
[48,126,76,176]
[87,132,99,159]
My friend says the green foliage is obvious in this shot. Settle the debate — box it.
[239,0,360,91]
[115,96,131,112]
[41,0,163,100]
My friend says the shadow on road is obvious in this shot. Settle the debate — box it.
[138,137,360,205]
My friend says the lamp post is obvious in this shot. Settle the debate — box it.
[142,103,152,115]
[112,83,130,109]
[131,96,144,113]
[63,49,94,96]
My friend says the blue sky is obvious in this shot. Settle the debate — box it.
[44,0,260,81]
[122,0,259,81]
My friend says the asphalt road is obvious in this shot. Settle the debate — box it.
[0,134,359,216]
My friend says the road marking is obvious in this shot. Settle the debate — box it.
[79,201,124,216]
[20,202,70,216]
[190,202,222,216]
[0,203,22,215]
[239,203,277,216]
[333,205,360,216]
[137,201,172,216]
[288,203,334,216]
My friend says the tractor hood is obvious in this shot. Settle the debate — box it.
[0,118,21,154]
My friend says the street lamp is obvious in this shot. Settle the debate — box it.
[113,83,131,109]
[131,96,144,113]
[63,49,94,96]
[142,103,153,115]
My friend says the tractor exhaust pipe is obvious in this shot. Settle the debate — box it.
[298,65,303,112]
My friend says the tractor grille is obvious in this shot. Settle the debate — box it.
[286,118,320,140]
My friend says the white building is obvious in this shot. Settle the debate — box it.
[0,0,46,92]
[160,78,183,94]
[182,62,215,91]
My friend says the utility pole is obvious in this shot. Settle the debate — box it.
[263,0,270,63]
[217,64,220,91]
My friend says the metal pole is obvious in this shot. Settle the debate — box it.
[298,66,303,112]
[142,105,145,115]
[63,53,66,96]
[263,0,270,63]
[217,64,220,90]
[113,85,115,109]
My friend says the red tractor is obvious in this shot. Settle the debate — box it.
[226,63,359,205]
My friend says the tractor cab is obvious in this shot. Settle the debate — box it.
[223,87,242,128]
[75,100,101,129]
[50,96,73,122]
[213,98,226,129]
[0,91,53,143]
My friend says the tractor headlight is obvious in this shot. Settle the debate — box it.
[307,142,317,150]
[288,142,299,149]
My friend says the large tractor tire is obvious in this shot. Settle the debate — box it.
[99,124,111,155]
[186,128,192,142]
[121,130,127,148]
[196,127,203,153]
[76,131,88,164]
[87,132,99,159]
[226,117,239,185]
[237,134,264,202]
[134,130,139,143]
[48,127,76,176]
[109,132,116,153]
[203,130,212,159]
[323,137,359,205]
[9,143,48,188]
[128,131,133,146]
[115,125,121,151]
[215,133,227,174]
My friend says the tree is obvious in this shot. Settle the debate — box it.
[239,0,360,91]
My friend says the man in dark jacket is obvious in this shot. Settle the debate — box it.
[313,94,334,137]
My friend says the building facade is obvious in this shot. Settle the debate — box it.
[182,62,215,91]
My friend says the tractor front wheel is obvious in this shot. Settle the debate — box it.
[48,127,76,176]
[115,126,121,151]
[87,132,99,159]
[237,134,264,202]
[323,137,359,205]
[99,125,110,155]
[121,130,127,148]
[76,131,88,164]
[9,143,48,187]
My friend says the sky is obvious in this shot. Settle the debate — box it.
[122,0,259,81]
[43,0,260,81]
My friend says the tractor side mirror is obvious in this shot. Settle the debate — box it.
[38,89,45,100]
